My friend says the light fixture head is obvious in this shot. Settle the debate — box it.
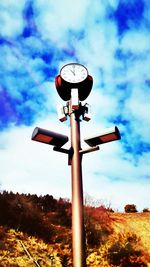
[84,126,121,147]
[31,127,69,147]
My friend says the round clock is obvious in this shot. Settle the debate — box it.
[60,63,88,83]
[55,63,93,101]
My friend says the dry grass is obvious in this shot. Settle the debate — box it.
[111,212,150,254]
[0,212,150,266]
[87,212,150,266]
[0,227,71,266]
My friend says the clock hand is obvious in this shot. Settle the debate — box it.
[70,68,75,75]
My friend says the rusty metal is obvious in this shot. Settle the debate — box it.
[70,100,86,267]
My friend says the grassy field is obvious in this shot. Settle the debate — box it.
[112,212,150,254]
[0,212,149,266]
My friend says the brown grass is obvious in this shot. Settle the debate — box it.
[87,212,150,266]
[0,226,71,266]
[0,212,150,266]
[111,212,150,255]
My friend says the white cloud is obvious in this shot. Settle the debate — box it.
[0,119,71,198]
[108,0,120,9]
[124,87,150,142]
[35,0,89,46]
[87,89,119,124]
[0,0,25,37]
[84,174,150,212]
[121,30,150,53]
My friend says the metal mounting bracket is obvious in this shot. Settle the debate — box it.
[79,146,99,155]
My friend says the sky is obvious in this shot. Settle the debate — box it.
[0,0,150,211]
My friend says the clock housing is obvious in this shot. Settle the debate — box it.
[55,63,93,101]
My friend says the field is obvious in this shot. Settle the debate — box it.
[0,212,149,266]
[112,212,150,255]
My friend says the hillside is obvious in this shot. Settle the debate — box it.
[86,212,150,266]
[112,212,150,255]
[0,192,149,266]
[0,214,149,266]
[0,226,71,266]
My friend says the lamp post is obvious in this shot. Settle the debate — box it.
[32,63,121,267]
[70,99,86,266]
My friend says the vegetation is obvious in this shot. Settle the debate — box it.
[0,191,71,242]
[143,208,150,213]
[0,191,149,266]
[107,233,147,266]
[124,204,138,213]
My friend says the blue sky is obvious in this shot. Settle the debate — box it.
[0,0,149,211]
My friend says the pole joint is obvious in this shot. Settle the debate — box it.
[53,146,73,166]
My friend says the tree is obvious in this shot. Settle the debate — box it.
[124,204,137,213]
[143,208,150,212]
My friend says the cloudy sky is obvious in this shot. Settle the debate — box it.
[0,0,149,211]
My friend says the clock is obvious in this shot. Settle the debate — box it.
[60,63,88,83]
[55,63,93,101]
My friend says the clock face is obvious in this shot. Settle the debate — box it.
[60,63,88,83]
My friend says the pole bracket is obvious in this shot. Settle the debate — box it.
[79,146,99,155]
[53,146,70,154]
[53,146,73,165]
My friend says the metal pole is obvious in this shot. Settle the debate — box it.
[70,100,86,267]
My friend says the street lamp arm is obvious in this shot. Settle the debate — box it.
[79,146,99,155]
[53,146,70,154]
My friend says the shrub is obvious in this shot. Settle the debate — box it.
[60,255,70,267]
[0,192,55,242]
[0,226,7,240]
[84,206,112,248]
[107,207,114,212]
[55,204,71,227]
[143,208,150,212]
[124,204,137,213]
[107,233,147,266]
[40,194,57,212]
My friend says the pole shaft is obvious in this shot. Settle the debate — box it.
[70,104,86,267]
